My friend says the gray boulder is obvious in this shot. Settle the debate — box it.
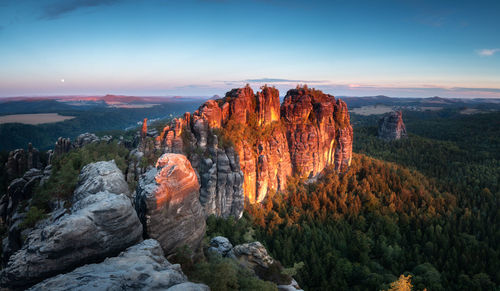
[232,241,275,269]
[27,239,209,291]
[73,160,130,202]
[208,236,234,257]
[1,192,143,288]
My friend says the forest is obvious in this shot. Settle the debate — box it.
[1,104,498,290]
[210,110,499,290]
[0,100,199,151]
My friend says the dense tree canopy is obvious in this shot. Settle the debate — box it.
[240,111,499,290]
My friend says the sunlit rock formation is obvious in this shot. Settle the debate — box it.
[135,153,206,256]
[156,85,353,205]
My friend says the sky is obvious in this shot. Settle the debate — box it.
[0,0,499,98]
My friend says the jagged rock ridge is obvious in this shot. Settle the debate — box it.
[156,85,353,205]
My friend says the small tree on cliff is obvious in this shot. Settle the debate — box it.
[386,274,413,291]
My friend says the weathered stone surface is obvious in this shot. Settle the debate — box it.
[278,279,304,291]
[1,191,143,288]
[157,109,245,217]
[53,137,72,157]
[232,241,275,269]
[26,143,41,170]
[5,149,26,180]
[156,85,353,206]
[126,149,146,188]
[0,170,43,226]
[208,236,234,257]
[135,153,206,256]
[73,160,130,202]
[378,111,407,141]
[74,132,100,148]
[5,143,42,181]
[51,133,110,163]
[281,87,353,177]
[27,239,208,291]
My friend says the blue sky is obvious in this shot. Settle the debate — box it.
[0,0,499,98]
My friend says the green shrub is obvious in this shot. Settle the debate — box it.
[206,213,254,245]
[19,206,46,229]
[189,254,277,291]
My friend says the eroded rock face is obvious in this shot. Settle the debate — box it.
[135,153,206,256]
[74,132,101,148]
[50,133,110,163]
[157,108,245,218]
[378,111,407,141]
[73,160,130,202]
[282,87,353,178]
[1,192,143,288]
[232,241,275,269]
[156,85,353,205]
[0,171,42,225]
[5,143,41,181]
[27,239,209,291]
[208,236,234,257]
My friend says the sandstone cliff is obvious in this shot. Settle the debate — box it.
[156,85,353,205]
[378,111,407,141]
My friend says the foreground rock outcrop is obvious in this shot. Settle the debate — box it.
[1,161,143,289]
[156,85,353,205]
[208,237,303,291]
[28,239,209,291]
[1,191,143,288]
[378,111,407,141]
[135,153,206,256]
[73,160,131,202]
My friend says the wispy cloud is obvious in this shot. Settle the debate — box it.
[476,48,500,57]
[41,0,122,20]
[243,78,325,83]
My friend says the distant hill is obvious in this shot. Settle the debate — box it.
[0,97,203,151]
[341,95,500,110]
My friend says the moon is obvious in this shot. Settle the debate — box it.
[60,78,65,83]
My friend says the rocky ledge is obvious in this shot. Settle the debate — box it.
[27,239,209,291]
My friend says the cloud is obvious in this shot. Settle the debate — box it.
[243,78,325,83]
[41,0,121,20]
[476,48,500,57]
